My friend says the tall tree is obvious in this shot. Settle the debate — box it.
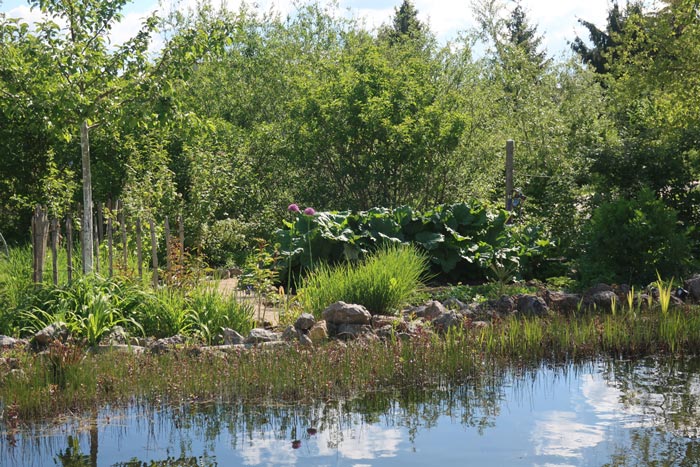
[571,1,644,75]
[379,0,427,45]
[0,0,158,271]
[505,2,547,68]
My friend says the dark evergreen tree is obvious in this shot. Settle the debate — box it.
[505,2,547,67]
[379,0,426,45]
[571,1,643,74]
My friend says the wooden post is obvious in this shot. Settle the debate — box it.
[164,216,172,275]
[93,220,100,274]
[31,206,49,283]
[505,140,514,211]
[149,218,158,287]
[66,215,73,283]
[96,201,104,243]
[50,218,59,286]
[136,218,143,280]
[107,200,113,278]
[119,201,128,271]
[80,120,94,274]
[178,215,185,261]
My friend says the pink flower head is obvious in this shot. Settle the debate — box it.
[303,207,316,216]
[287,203,300,213]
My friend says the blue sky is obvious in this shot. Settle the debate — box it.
[1,0,617,57]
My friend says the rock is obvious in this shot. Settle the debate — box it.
[294,313,316,331]
[412,300,447,321]
[93,344,145,355]
[298,331,313,347]
[308,321,328,344]
[246,328,280,344]
[321,302,371,325]
[584,290,618,312]
[335,324,372,340]
[587,283,614,295]
[103,326,128,345]
[545,291,582,314]
[489,295,515,315]
[376,325,396,340]
[470,320,491,329]
[515,294,549,317]
[221,328,245,345]
[0,335,22,349]
[150,335,185,354]
[432,311,464,333]
[130,336,154,347]
[281,325,298,342]
[684,274,700,302]
[371,315,401,329]
[33,322,69,347]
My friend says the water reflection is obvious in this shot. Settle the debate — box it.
[1,357,699,467]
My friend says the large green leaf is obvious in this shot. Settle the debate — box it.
[414,231,445,250]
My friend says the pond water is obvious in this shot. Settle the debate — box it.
[2,356,699,466]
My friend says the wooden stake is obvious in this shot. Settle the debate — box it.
[149,218,158,287]
[107,201,113,278]
[50,218,59,285]
[136,218,143,280]
[505,140,514,211]
[66,215,73,283]
[164,216,171,275]
[119,200,128,271]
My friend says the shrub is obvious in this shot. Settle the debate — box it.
[579,188,690,286]
[199,218,251,267]
[276,202,552,284]
[299,245,429,317]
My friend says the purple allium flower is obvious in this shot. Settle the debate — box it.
[303,207,316,216]
[287,203,300,213]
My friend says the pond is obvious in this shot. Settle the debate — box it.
[2,356,699,466]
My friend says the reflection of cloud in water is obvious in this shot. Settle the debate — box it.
[532,372,649,463]
[316,424,402,460]
[235,423,401,465]
[532,410,605,459]
[237,435,298,466]
[581,374,652,429]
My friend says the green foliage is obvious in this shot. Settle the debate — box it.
[276,202,552,283]
[579,189,690,286]
[200,218,250,267]
[299,245,429,317]
[18,275,146,345]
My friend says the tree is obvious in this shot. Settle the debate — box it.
[379,0,427,45]
[0,0,158,271]
[571,1,644,75]
[505,2,547,68]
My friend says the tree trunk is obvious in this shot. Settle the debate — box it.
[81,120,94,273]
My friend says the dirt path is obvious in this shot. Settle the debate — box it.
[216,278,282,327]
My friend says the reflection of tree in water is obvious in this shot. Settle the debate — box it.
[605,357,700,438]
[113,455,218,466]
[159,369,507,453]
[602,357,700,466]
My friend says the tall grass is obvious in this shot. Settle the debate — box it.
[4,307,700,423]
[299,245,429,317]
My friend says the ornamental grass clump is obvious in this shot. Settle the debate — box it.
[299,245,429,317]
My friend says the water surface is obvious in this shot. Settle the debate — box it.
[2,357,699,466]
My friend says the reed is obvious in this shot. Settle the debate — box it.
[6,307,699,424]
